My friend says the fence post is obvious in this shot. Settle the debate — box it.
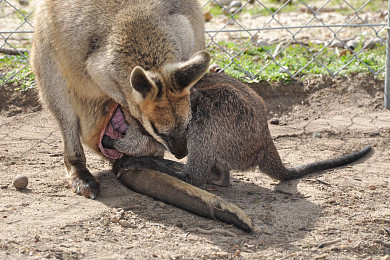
[385,0,390,109]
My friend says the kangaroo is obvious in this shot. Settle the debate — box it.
[30,0,209,199]
[106,73,372,188]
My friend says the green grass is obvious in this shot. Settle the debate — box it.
[0,54,35,91]
[0,40,386,89]
[208,40,386,82]
[204,0,385,17]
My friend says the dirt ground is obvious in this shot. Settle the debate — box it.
[0,73,390,259]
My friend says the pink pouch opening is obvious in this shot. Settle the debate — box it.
[98,104,129,160]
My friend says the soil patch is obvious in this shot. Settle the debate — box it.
[0,74,389,259]
[0,83,41,117]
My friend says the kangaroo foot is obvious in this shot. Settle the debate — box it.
[69,172,100,199]
[65,160,100,199]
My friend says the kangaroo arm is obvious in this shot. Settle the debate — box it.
[113,155,188,181]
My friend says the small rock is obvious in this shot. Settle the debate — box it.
[19,0,29,5]
[256,39,269,47]
[310,40,323,45]
[1,185,8,189]
[330,39,345,48]
[219,0,232,5]
[368,131,379,137]
[234,250,240,257]
[367,38,385,49]
[33,235,40,243]
[209,64,224,73]
[13,174,28,190]
[346,40,357,50]
[158,201,166,208]
[270,118,280,125]
[119,220,133,228]
[278,66,289,73]
[203,11,212,22]
[176,222,184,228]
[228,6,240,15]
[313,132,322,138]
[327,198,337,204]
[229,1,242,8]
[111,214,122,223]
[382,255,390,260]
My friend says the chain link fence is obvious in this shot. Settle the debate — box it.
[0,0,33,84]
[0,0,388,89]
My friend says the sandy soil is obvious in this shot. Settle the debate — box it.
[0,73,389,259]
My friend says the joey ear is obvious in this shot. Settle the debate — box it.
[130,66,157,98]
[174,50,211,91]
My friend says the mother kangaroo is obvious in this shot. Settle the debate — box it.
[30,0,209,199]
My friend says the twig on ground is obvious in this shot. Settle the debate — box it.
[315,178,331,186]
[273,42,284,58]
[0,48,29,55]
[275,189,294,196]
[186,227,237,237]
[374,240,390,248]
[373,218,390,224]
[305,238,343,248]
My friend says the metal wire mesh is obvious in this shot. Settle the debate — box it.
[0,0,33,84]
[202,0,387,81]
[0,0,388,84]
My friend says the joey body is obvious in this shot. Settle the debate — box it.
[109,73,372,187]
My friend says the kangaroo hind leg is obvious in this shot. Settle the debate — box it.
[34,52,99,198]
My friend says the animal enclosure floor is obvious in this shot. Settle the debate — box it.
[0,74,389,259]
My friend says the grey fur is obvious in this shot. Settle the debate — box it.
[110,73,372,187]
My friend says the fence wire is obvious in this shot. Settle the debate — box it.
[202,0,387,81]
[0,0,388,85]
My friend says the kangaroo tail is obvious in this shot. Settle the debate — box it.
[117,167,253,232]
[283,145,372,180]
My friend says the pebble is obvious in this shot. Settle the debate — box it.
[13,174,28,190]
[209,64,224,73]
[218,0,232,5]
[310,40,323,45]
[346,40,357,50]
[382,255,390,260]
[270,118,280,125]
[158,201,166,208]
[278,66,289,73]
[111,214,122,223]
[119,220,133,228]
[368,131,379,137]
[330,39,345,48]
[19,0,29,6]
[367,38,385,49]
[256,39,269,46]
[229,1,242,8]
[228,6,240,15]
[313,132,322,138]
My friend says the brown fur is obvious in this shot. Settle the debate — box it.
[111,73,372,187]
[30,0,208,198]
[115,167,253,232]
